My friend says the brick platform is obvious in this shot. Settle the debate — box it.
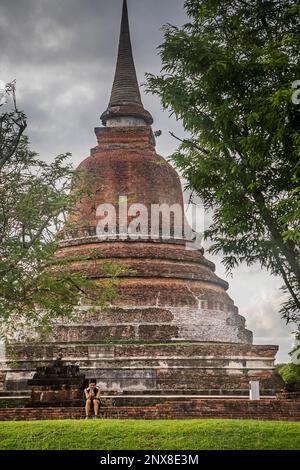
[0,399,299,421]
[1,341,283,393]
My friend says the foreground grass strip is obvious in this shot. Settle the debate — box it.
[0,419,299,450]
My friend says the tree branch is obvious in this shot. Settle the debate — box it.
[169,132,210,155]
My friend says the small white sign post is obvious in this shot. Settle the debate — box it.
[249,381,260,400]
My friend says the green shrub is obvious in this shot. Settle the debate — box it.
[279,363,300,384]
[276,363,287,374]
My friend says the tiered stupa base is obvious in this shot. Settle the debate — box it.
[0,237,283,396]
[1,340,282,396]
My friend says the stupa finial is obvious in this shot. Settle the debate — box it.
[101,0,153,127]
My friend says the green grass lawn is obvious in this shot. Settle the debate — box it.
[0,419,300,450]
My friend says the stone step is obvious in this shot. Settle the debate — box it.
[24,395,279,408]
[0,399,299,421]
[0,398,30,409]
[1,342,283,395]
[0,390,29,397]
[0,393,281,409]
[4,342,280,361]
[0,389,278,408]
[0,388,278,397]
[103,389,275,396]
[3,367,282,394]
[0,358,277,370]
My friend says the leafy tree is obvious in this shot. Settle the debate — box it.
[0,84,127,340]
[0,81,26,170]
[279,363,300,384]
[147,0,300,325]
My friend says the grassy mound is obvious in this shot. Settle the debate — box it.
[0,419,300,450]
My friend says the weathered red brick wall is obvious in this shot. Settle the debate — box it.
[0,399,299,421]
[69,126,184,232]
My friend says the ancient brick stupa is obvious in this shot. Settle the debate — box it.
[1,0,282,395]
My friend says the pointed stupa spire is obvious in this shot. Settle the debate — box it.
[109,0,142,107]
[101,0,153,127]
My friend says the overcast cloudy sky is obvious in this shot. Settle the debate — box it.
[0,0,295,362]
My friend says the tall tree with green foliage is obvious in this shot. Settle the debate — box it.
[147,0,300,325]
[0,83,126,340]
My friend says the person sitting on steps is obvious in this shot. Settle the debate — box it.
[84,379,100,420]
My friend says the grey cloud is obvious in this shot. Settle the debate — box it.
[0,0,186,161]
